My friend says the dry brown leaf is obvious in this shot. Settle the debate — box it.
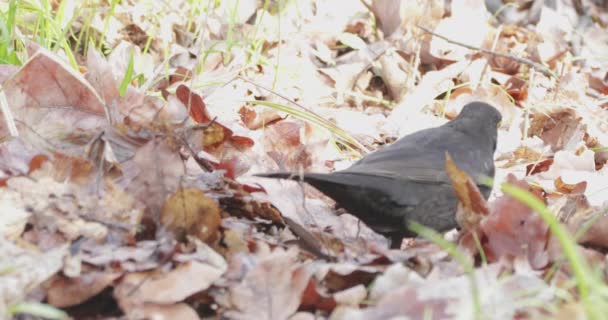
[5,176,110,243]
[225,246,311,320]
[161,188,222,243]
[3,156,142,242]
[114,260,224,309]
[554,177,587,195]
[124,139,186,212]
[526,158,554,175]
[481,175,550,269]
[85,48,120,105]
[238,106,282,130]
[300,280,337,312]
[47,271,121,308]
[263,121,317,171]
[533,150,608,207]
[2,50,108,154]
[322,265,379,292]
[0,242,67,312]
[3,49,105,115]
[445,152,489,231]
[176,84,212,124]
[335,264,552,319]
[536,109,586,152]
[563,201,608,250]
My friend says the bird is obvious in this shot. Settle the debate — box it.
[256,102,502,248]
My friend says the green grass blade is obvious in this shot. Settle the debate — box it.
[8,302,67,319]
[500,183,604,319]
[119,49,136,97]
[247,99,367,154]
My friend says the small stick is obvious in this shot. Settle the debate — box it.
[417,25,557,78]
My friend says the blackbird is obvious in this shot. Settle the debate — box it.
[256,102,502,247]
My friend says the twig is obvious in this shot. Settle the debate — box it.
[417,25,557,78]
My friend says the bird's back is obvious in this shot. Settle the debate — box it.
[346,122,495,184]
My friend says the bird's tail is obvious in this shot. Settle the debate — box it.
[254,172,335,184]
[255,171,395,230]
[254,172,303,180]
[254,171,380,188]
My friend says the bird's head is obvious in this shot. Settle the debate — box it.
[449,102,502,151]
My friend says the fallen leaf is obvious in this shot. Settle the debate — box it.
[47,271,121,308]
[161,188,222,243]
[176,85,211,124]
[225,246,311,320]
[300,280,337,312]
[335,264,552,319]
[238,106,282,130]
[114,260,224,309]
[481,175,550,269]
[445,152,489,231]
[0,242,68,310]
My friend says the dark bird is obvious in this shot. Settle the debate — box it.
[256,102,502,248]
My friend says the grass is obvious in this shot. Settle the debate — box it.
[411,178,608,319]
[7,302,67,319]
[0,1,21,65]
[1,0,360,153]
[501,183,608,320]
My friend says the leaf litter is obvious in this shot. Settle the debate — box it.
[1,0,608,319]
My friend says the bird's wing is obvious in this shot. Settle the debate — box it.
[342,167,450,184]
[348,125,492,182]
[302,171,443,208]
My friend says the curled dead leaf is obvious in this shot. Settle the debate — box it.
[202,123,228,148]
[445,152,489,231]
[526,158,553,176]
[488,54,520,75]
[238,106,282,130]
[175,85,211,124]
[504,76,528,102]
[529,109,586,152]
[161,188,222,244]
[554,177,587,195]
